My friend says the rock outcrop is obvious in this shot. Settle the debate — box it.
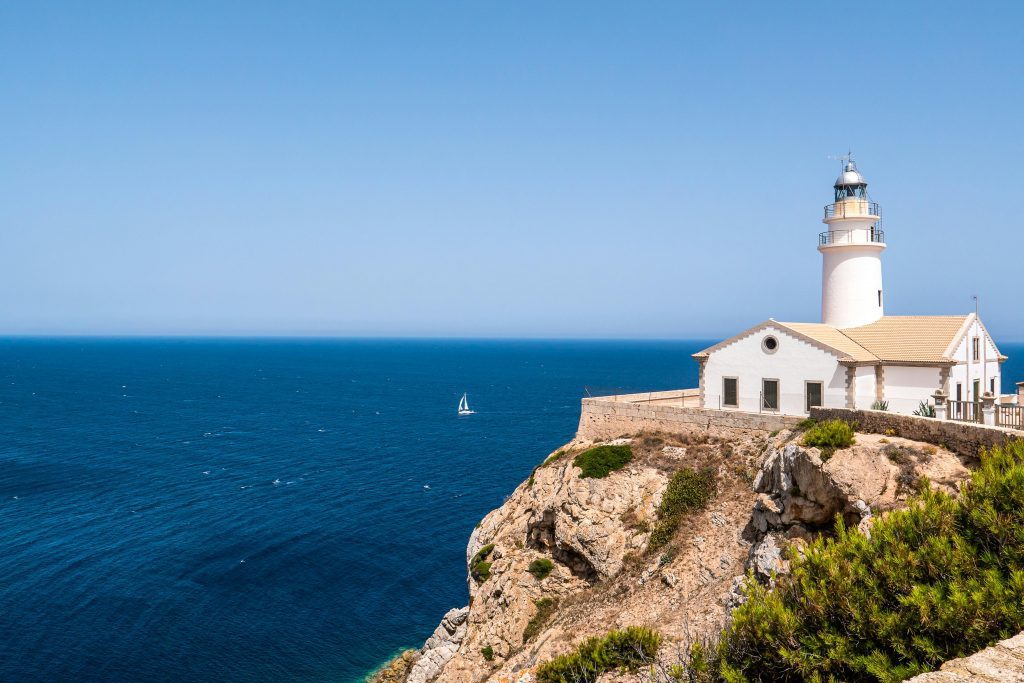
[905,632,1024,682]
[406,607,469,683]
[747,432,968,579]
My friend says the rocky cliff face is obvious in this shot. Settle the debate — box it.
[377,428,972,683]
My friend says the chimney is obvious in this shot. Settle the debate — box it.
[1017,382,1024,405]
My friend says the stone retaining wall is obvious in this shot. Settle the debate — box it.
[577,396,800,442]
[810,407,1022,460]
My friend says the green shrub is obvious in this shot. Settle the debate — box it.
[914,401,936,418]
[527,558,555,580]
[795,417,817,432]
[480,645,494,661]
[534,626,662,683]
[543,450,566,466]
[871,399,889,411]
[649,467,716,550]
[573,445,632,479]
[470,544,495,583]
[714,440,1024,682]
[802,418,855,458]
[523,598,559,643]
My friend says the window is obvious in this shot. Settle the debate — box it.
[973,380,981,401]
[762,379,779,411]
[723,377,738,407]
[956,383,963,402]
[762,336,779,354]
[878,289,883,308]
[973,337,981,362]
[805,381,823,413]
[991,377,997,394]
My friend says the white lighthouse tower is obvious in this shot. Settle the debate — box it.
[819,158,886,328]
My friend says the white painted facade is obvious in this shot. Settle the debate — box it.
[947,317,1003,401]
[701,324,848,415]
[820,194,885,328]
[882,366,944,414]
[853,365,877,410]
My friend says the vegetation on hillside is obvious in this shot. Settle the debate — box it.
[527,558,555,580]
[523,598,559,643]
[534,626,662,683]
[801,418,856,459]
[573,445,632,478]
[470,544,495,583]
[649,467,716,550]
[694,439,1024,682]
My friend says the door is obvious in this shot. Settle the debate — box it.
[762,379,779,411]
[805,382,823,413]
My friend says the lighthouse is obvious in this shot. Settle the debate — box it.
[819,159,885,328]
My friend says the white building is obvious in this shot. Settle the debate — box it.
[694,160,1007,417]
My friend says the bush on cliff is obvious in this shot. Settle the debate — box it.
[534,626,662,683]
[527,558,555,580]
[712,439,1024,682]
[649,467,716,550]
[801,418,855,459]
[523,597,559,643]
[470,544,495,583]
[573,445,632,479]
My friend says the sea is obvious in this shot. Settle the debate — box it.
[0,338,720,683]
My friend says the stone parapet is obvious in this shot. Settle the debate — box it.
[810,407,1022,460]
[577,395,800,442]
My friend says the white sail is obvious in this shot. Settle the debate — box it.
[458,392,473,414]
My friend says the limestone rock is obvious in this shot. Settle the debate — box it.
[752,436,968,533]
[749,533,788,583]
[905,632,1024,682]
[406,607,469,683]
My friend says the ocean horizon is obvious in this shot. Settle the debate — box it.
[2,337,1021,682]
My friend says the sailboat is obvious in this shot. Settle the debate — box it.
[458,392,475,416]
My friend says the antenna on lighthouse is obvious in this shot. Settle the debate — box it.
[827,150,854,171]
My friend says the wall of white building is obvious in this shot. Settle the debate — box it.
[947,318,1003,400]
[881,366,943,414]
[854,365,877,410]
[702,325,848,416]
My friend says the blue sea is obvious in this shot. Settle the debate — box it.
[0,338,723,683]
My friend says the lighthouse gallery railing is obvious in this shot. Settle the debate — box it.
[818,228,885,246]
[824,201,881,220]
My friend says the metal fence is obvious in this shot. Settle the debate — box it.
[824,201,881,220]
[818,228,885,246]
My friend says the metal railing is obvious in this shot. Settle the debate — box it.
[948,399,983,424]
[818,228,885,246]
[824,201,881,220]
[997,405,1024,430]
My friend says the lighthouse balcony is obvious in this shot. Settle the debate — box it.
[818,228,885,247]
[824,200,881,221]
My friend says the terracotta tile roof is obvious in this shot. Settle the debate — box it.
[839,315,969,364]
[776,322,878,363]
[695,316,979,366]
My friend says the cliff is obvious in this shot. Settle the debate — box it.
[374,419,978,683]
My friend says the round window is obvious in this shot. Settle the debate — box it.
[762,335,779,354]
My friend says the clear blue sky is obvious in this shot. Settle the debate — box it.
[3,1,1022,339]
